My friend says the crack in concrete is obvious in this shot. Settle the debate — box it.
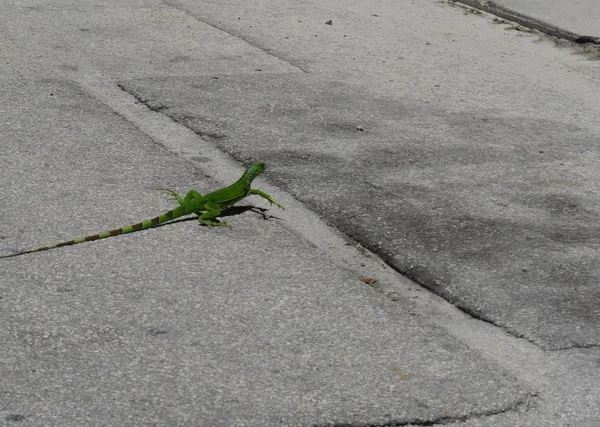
[312,391,535,426]
[116,83,169,113]
[335,223,600,352]
[450,0,600,45]
[336,228,548,348]
[117,83,227,143]
[546,342,600,351]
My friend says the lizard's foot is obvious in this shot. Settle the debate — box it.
[263,196,285,210]
[271,199,285,210]
[199,218,230,227]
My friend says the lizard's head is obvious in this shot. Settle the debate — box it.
[244,161,266,182]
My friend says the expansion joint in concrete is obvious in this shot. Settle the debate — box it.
[161,0,310,73]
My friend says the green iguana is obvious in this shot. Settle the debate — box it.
[0,161,283,259]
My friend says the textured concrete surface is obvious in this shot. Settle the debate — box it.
[457,347,600,426]
[0,80,529,427]
[1,0,600,425]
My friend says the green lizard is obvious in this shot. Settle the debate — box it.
[0,161,283,259]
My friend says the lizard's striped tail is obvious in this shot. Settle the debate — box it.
[0,206,185,259]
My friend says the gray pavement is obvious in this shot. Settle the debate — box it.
[0,79,530,426]
[1,0,600,426]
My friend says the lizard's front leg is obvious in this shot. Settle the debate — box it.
[249,189,285,210]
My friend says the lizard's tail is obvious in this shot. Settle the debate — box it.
[0,206,186,259]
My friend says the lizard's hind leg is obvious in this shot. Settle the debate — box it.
[158,188,204,206]
[198,200,229,227]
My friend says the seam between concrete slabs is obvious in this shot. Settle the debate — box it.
[161,0,310,73]
[450,0,600,44]
[313,391,535,426]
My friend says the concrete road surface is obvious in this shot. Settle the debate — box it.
[1,0,599,426]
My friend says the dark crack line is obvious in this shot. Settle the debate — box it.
[312,392,535,426]
[116,82,227,146]
[546,342,600,352]
[452,0,600,45]
[161,0,309,73]
[115,83,169,114]
[347,229,600,351]
[334,224,551,349]
[350,232,541,342]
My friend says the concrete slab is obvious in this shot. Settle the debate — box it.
[119,73,600,350]
[0,81,530,425]
[0,0,301,80]
[2,0,600,424]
